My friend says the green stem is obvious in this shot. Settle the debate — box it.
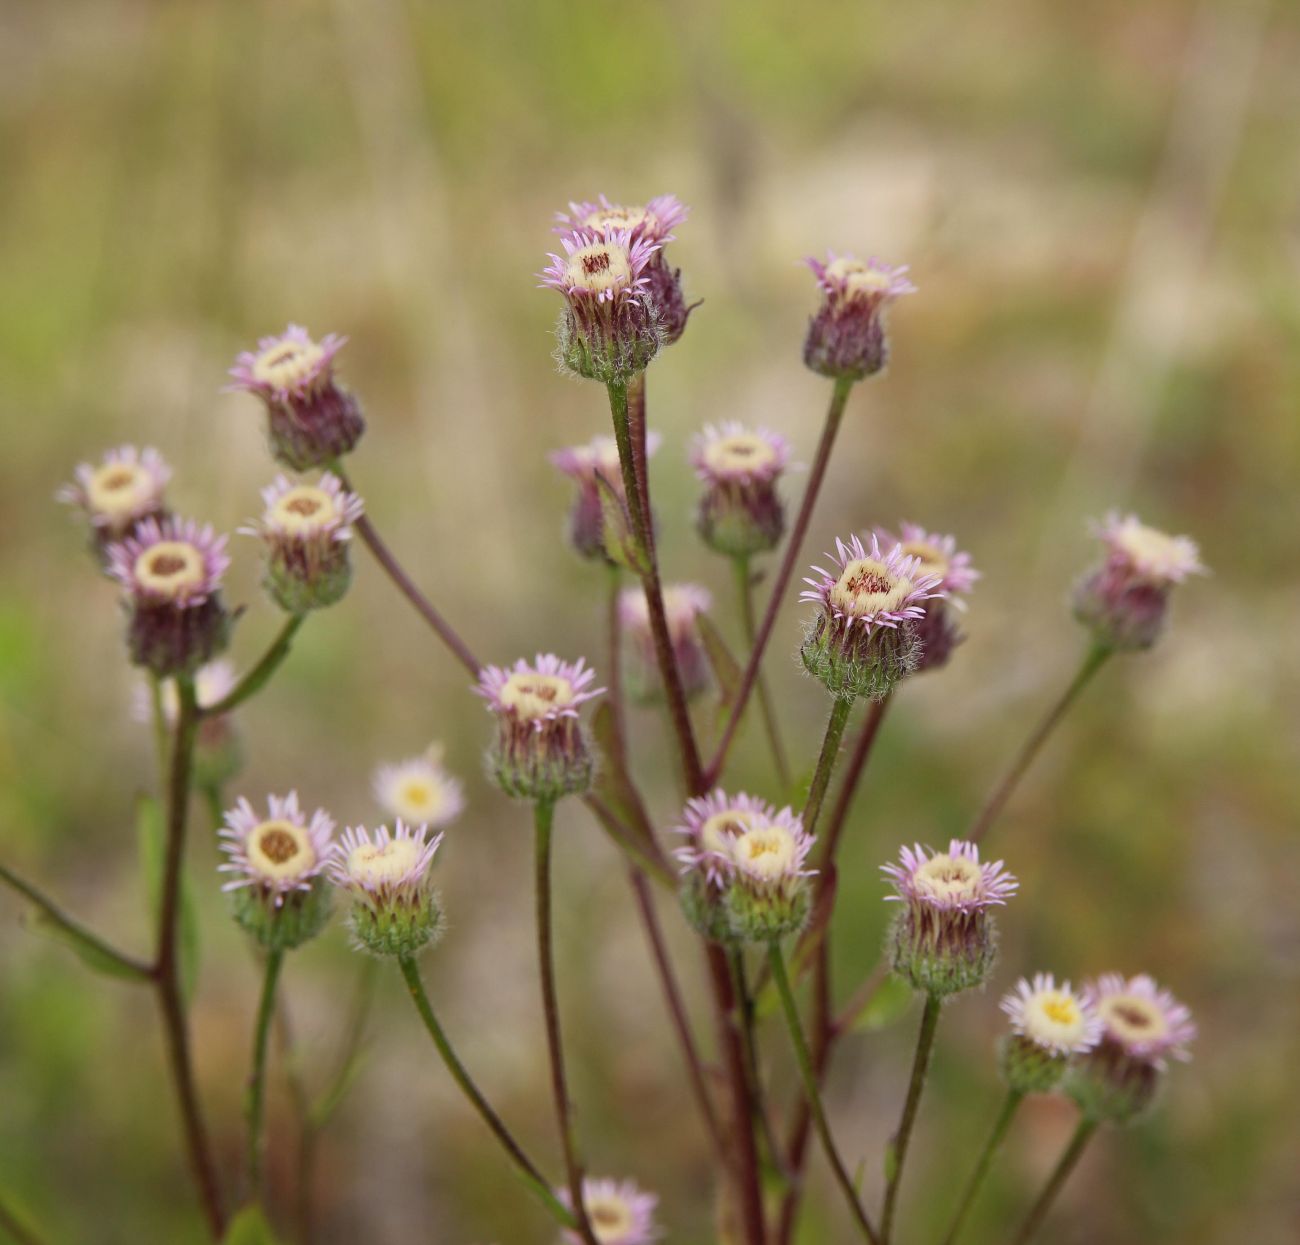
[0,1194,47,1245]
[396,955,576,1229]
[730,948,789,1188]
[804,696,854,837]
[149,674,169,786]
[880,993,942,1243]
[768,943,879,1243]
[968,645,1111,844]
[940,1090,1024,1245]
[533,801,597,1245]
[734,555,791,790]
[203,614,305,718]
[245,948,285,1199]
[1009,1118,1098,1245]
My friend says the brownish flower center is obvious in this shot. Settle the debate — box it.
[582,250,612,276]
[1113,1004,1150,1029]
[149,553,188,577]
[846,568,892,595]
[286,496,322,517]
[257,827,301,864]
[101,469,135,491]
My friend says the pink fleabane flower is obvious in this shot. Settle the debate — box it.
[1096,513,1205,586]
[561,1176,662,1245]
[674,789,781,888]
[691,423,791,486]
[373,745,465,829]
[59,445,171,548]
[1001,974,1103,1057]
[803,253,915,380]
[618,583,712,702]
[541,228,658,306]
[883,840,1018,912]
[550,432,662,562]
[691,423,791,558]
[476,654,604,801]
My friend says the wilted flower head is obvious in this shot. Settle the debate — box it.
[799,533,945,701]
[618,583,712,702]
[550,432,661,562]
[1073,513,1205,651]
[218,792,335,949]
[228,324,365,470]
[134,661,243,787]
[560,1176,661,1245]
[373,745,465,829]
[542,228,661,382]
[476,654,604,802]
[803,253,915,381]
[691,423,791,558]
[1067,973,1196,1124]
[329,821,444,957]
[243,472,363,613]
[883,839,1017,996]
[59,446,171,552]
[999,973,1102,1093]
[107,516,231,676]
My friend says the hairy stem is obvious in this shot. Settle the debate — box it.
[245,947,285,1200]
[203,614,305,718]
[804,696,854,836]
[880,993,942,1242]
[1009,1118,1098,1245]
[731,949,789,1188]
[941,1090,1024,1245]
[734,555,791,789]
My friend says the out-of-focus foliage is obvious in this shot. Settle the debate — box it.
[1,0,1297,1241]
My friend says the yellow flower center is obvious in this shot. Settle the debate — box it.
[731,824,797,882]
[1100,994,1167,1043]
[588,1194,635,1242]
[564,241,633,295]
[392,775,448,823]
[247,819,315,880]
[830,557,914,616]
[703,433,779,476]
[134,541,206,598]
[270,485,339,535]
[1115,523,1189,578]
[348,836,421,887]
[87,462,153,521]
[581,204,652,234]
[251,336,326,391]
[499,672,575,720]
[913,853,982,903]
[825,257,893,301]
[1023,990,1087,1047]
[900,540,949,580]
[699,809,763,857]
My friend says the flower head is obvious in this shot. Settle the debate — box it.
[218,792,335,949]
[243,472,364,612]
[550,432,661,562]
[883,839,1016,996]
[476,654,604,801]
[59,446,171,550]
[618,583,712,702]
[691,423,791,558]
[803,253,915,380]
[561,1176,661,1245]
[373,746,465,829]
[329,821,445,957]
[799,533,945,700]
[228,325,365,470]
[999,973,1102,1093]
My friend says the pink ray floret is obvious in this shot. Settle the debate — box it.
[227,323,348,401]
[554,192,689,245]
[1000,972,1105,1056]
[882,839,1018,912]
[107,515,231,607]
[540,228,660,304]
[1085,972,1197,1068]
[800,532,946,633]
[218,791,335,904]
[690,422,792,486]
[475,653,604,730]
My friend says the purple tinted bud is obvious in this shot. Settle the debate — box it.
[803,254,915,381]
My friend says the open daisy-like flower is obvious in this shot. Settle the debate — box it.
[561,1176,661,1245]
[883,840,1018,912]
[1086,973,1196,1067]
[674,789,785,887]
[618,583,712,702]
[692,423,791,486]
[59,445,171,543]
[550,433,661,562]
[542,228,658,306]
[691,423,791,558]
[803,253,915,380]
[373,746,465,829]
[229,324,346,402]
[1001,974,1103,1056]
[555,193,689,245]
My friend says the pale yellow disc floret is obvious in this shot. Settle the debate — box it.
[134,541,206,599]
[825,257,893,300]
[582,204,651,234]
[251,336,327,392]
[703,433,779,476]
[564,241,633,295]
[270,485,339,536]
[248,819,315,881]
[699,809,764,858]
[830,557,915,617]
[913,853,982,904]
[390,774,449,824]
[1023,990,1088,1048]
[1114,522,1195,580]
[1098,993,1168,1044]
[587,1192,636,1242]
[730,823,798,883]
[500,672,575,720]
[347,836,421,887]
[86,462,154,522]
[900,540,950,581]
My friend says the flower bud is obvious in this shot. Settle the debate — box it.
[107,517,232,678]
[1072,514,1205,651]
[59,445,172,565]
[882,840,1017,997]
[803,254,915,381]
[691,423,791,559]
[476,654,604,802]
[550,433,661,563]
[242,473,363,613]
[328,821,444,958]
[618,583,712,703]
[218,793,335,951]
[228,325,365,470]
[799,533,944,701]
[998,974,1102,1094]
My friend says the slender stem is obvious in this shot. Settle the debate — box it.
[880,993,942,1243]
[0,1195,47,1245]
[333,465,480,676]
[804,696,854,837]
[245,947,285,1199]
[0,863,150,981]
[397,955,577,1230]
[968,646,1111,844]
[606,565,627,763]
[940,1090,1024,1245]
[705,376,855,787]
[203,614,305,718]
[818,697,890,873]
[734,555,791,789]
[731,949,789,1187]
[768,943,880,1245]
[606,379,704,792]
[152,677,225,1238]
[149,674,169,785]
[1009,1118,1098,1245]
[533,800,597,1245]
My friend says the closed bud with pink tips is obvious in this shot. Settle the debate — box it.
[803,253,915,380]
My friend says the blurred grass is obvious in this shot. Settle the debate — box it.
[1,0,1298,1241]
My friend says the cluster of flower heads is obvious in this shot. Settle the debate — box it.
[675,789,816,943]
[618,582,712,702]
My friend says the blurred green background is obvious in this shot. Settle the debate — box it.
[1,0,1297,1241]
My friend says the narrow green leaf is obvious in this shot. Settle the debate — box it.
[594,475,648,574]
[22,908,148,982]
[853,974,914,1033]
[696,613,742,706]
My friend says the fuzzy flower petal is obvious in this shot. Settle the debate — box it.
[1085,973,1197,1068]
[1001,973,1104,1056]
[218,791,335,903]
[107,516,230,608]
[882,839,1017,913]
